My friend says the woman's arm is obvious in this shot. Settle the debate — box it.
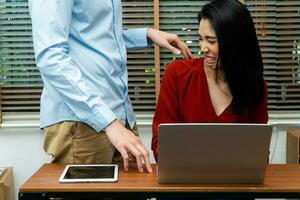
[152,62,181,161]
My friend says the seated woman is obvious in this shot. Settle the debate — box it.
[152,0,268,161]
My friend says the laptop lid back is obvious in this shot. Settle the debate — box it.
[158,123,272,184]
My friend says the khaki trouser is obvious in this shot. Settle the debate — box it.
[43,121,139,164]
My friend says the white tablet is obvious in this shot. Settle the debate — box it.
[59,164,118,183]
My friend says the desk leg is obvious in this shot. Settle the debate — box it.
[19,192,48,200]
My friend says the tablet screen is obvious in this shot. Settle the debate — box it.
[59,164,118,183]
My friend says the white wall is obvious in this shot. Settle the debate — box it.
[0,125,287,200]
[0,127,50,200]
[269,127,287,164]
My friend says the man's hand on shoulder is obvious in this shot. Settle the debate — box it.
[146,27,194,59]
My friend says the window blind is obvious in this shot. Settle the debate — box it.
[123,1,156,112]
[0,0,299,124]
[0,1,40,116]
[275,0,300,110]
[246,0,278,110]
[245,0,300,110]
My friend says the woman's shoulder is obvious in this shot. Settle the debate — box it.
[165,58,205,76]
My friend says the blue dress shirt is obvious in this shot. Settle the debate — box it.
[29,0,149,132]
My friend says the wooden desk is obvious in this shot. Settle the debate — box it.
[19,164,300,200]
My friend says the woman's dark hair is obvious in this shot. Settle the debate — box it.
[198,0,265,115]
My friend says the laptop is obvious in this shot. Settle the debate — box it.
[157,123,272,184]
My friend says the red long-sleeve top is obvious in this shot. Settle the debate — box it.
[151,58,268,161]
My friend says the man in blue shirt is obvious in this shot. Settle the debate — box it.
[29,0,193,173]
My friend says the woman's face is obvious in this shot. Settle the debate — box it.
[198,19,219,69]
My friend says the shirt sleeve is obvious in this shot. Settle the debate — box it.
[123,28,152,50]
[29,0,116,132]
[248,81,269,123]
[152,62,181,161]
